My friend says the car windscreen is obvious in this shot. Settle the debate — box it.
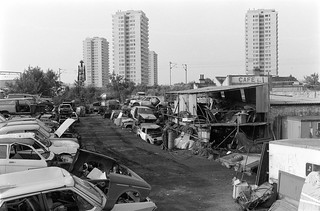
[38,127,51,138]
[60,104,71,109]
[36,119,52,132]
[147,128,162,135]
[138,108,153,114]
[73,175,104,205]
[31,140,51,159]
[33,134,51,147]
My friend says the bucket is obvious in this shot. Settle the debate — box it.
[198,128,210,142]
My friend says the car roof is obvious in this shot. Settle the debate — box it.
[135,106,151,109]
[0,124,40,133]
[140,123,161,129]
[0,167,74,200]
[0,132,35,139]
[0,137,35,145]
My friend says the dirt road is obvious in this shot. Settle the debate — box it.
[77,115,252,211]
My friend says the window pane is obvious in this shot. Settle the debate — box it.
[0,145,7,159]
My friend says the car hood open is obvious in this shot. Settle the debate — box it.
[54,118,76,138]
[68,149,151,191]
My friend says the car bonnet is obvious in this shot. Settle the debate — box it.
[54,118,76,138]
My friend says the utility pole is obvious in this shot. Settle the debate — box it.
[169,62,177,86]
[58,68,66,83]
[182,64,187,84]
[58,68,62,83]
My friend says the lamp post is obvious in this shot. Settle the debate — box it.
[169,62,177,86]
[182,64,187,84]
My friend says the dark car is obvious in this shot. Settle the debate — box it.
[102,99,121,118]
[62,149,152,210]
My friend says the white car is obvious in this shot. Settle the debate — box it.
[137,123,163,145]
[0,134,55,174]
[0,167,157,211]
[0,132,74,162]
[0,119,79,156]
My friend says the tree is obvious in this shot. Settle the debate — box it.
[304,73,320,90]
[204,78,216,85]
[6,66,60,96]
[106,73,135,102]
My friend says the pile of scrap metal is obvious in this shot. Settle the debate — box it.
[161,123,196,150]
[191,141,217,160]
[217,152,261,175]
[161,123,218,160]
[233,179,277,210]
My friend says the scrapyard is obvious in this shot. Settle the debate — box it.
[1,75,320,211]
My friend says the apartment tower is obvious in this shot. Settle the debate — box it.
[245,9,278,76]
[83,37,109,87]
[112,10,149,85]
[148,51,158,86]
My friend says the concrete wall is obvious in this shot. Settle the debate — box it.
[271,90,320,98]
[270,105,320,122]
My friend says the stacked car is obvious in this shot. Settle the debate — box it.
[109,98,165,147]
[0,100,157,210]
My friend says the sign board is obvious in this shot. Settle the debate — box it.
[229,75,269,85]
[215,76,226,85]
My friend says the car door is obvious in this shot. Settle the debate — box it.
[0,144,7,174]
[140,128,147,140]
[5,143,48,173]
[42,189,97,211]
[1,193,44,211]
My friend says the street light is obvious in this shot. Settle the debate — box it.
[182,64,187,84]
[58,68,66,83]
[169,62,177,86]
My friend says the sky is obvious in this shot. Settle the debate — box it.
[0,0,319,85]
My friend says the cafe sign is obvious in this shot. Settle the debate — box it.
[229,75,269,85]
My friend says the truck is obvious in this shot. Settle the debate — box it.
[0,97,43,116]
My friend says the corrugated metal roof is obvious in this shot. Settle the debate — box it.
[166,84,263,95]
[271,139,320,150]
[270,94,320,105]
[287,116,320,121]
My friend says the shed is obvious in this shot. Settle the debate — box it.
[282,116,320,139]
[166,84,269,116]
[269,94,320,139]
[166,84,271,149]
[269,138,320,183]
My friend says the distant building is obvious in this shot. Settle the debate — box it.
[112,10,149,85]
[0,71,21,88]
[193,74,216,89]
[245,9,278,76]
[83,37,109,87]
[271,75,303,92]
[148,51,158,86]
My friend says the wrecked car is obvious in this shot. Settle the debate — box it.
[0,118,80,156]
[61,149,152,210]
[102,99,121,118]
[0,167,157,211]
[130,106,157,124]
[137,123,163,145]
[0,135,56,174]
